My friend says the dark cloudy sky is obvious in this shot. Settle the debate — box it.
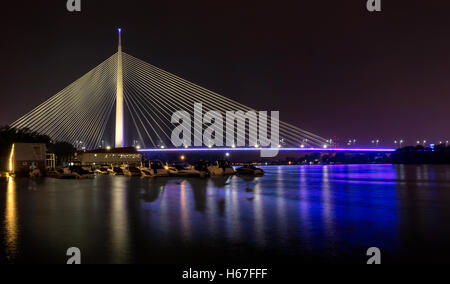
[1,0,449,146]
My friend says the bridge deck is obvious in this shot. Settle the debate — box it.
[137,147,395,153]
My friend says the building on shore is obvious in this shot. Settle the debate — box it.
[9,143,47,176]
[74,147,142,166]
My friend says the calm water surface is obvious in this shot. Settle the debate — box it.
[1,164,450,264]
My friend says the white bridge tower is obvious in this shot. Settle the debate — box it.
[115,28,124,148]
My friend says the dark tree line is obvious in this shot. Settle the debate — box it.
[0,126,76,170]
[392,145,450,164]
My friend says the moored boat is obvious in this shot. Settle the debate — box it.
[218,160,236,175]
[94,166,109,175]
[107,165,124,176]
[236,165,264,176]
[207,161,224,176]
[69,166,95,179]
[121,164,142,177]
[149,160,169,177]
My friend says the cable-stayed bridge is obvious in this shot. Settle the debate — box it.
[10,30,394,154]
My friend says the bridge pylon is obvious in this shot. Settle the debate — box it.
[115,28,124,148]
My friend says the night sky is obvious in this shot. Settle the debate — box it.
[1,0,450,146]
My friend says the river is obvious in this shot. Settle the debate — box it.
[1,164,450,263]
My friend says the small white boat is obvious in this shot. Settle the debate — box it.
[94,167,109,175]
[178,165,208,178]
[138,163,154,178]
[107,165,124,176]
[140,168,154,178]
[143,160,169,177]
[121,164,142,177]
[164,162,206,178]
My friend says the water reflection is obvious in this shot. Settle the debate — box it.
[180,181,191,239]
[253,175,265,247]
[187,179,208,212]
[276,166,287,247]
[298,165,312,251]
[228,174,242,242]
[4,177,18,262]
[141,179,166,203]
[321,166,335,250]
[3,165,450,263]
[109,177,130,263]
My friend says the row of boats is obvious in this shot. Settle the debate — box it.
[50,160,265,179]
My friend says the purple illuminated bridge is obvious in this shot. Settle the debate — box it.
[137,147,396,153]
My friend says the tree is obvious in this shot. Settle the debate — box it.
[47,142,76,165]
